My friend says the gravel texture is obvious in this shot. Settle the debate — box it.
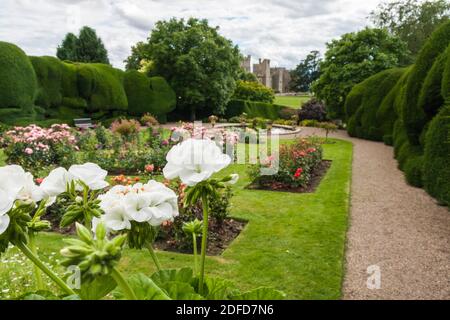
[298,127,450,300]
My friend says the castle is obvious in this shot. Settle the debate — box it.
[241,55,291,93]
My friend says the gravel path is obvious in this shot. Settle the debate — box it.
[163,123,450,299]
[297,127,450,300]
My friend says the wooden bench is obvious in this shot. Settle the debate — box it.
[74,118,94,129]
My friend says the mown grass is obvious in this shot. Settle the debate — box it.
[0,138,353,299]
[274,95,311,109]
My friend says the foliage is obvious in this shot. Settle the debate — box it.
[370,0,450,57]
[312,28,410,119]
[124,71,176,120]
[225,99,282,120]
[237,69,258,82]
[140,113,159,126]
[125,18,241,119]
[0,41,37,120]
[57,26,109,64]
[232,80,275,103]
[345,68,406,140]
[110,119,141,141]
[249,138,323,189]
[290,50,321,92]
[298,98,327,121]
[423,105,450,205]
[402,20,450,145]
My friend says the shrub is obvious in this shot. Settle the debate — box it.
[249,138,323,189]
[232,80,275,103]
[140,113,159,126]
[278,106,298,120]
[0,41,37,116]
[110,118,141,140]
[225,99,282,119]
[345,68,406,141]
[298,98,327,121]
[124,70,154,116]
[404,155,424,187]
[423,105,450,205]
[403,20,450,145]
[29,56,64,109]
[148,76,176,121]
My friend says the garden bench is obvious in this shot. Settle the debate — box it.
[74,118,94,129]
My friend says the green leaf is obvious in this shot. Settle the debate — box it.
[202,276,238,300]
[18,290,59,300]
[150,268,194,287]
[78,275,117,300]
[113,273,171,300]
[158,281,204,300]
[229,287,286,300]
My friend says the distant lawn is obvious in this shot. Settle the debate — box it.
[0,138,353,299]
[275,95,311,109]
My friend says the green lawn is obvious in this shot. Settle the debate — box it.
[274,95,311,109]
[0,138,353,299]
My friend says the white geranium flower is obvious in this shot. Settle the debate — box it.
[163,139,231,186]
[69,163,109,190]
[40,167,72,198]
[98,185,132,230]
[16,173,44,204]
[0,214,10,235]
[0,165,29,214]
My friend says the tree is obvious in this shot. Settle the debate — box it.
[125,18,241,120]
[56,33,78,61]
[312,28,409,119]
[56,26,109,64]
[290,50,321,92]
[370,0,450,58]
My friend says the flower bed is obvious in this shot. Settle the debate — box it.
[248,137,327,192]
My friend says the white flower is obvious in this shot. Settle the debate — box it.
[163,139,231,186]
[0,165,29,215]
[98,181,179,230]
[16,173,44,204]
[228,174,239,185]
[0,214,10,235]
[40,167,71,198]
[69,163,109,190]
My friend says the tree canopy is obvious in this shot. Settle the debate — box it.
[57,26,110,64]
[312,27,410,119]
[125,18,241,120]
[370,0,450,58]
[290,50,321,92]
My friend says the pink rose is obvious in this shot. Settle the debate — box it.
[24,147,33,155]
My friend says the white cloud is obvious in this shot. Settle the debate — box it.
[0,0,382,69]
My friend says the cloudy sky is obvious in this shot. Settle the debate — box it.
[0,0,383,69]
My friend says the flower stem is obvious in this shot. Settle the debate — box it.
[146,242,162,271]
[199,193,209,295]
[28,233,45,291]
[16,241,76,296]
[192,233,198,275]
[111,267,137,300]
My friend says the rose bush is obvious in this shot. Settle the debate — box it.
[249,138,323,189]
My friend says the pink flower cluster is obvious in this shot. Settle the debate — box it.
[170,122,239,145]
[4,124,76,155]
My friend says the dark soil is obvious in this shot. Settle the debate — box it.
[154,218,247,256]
[247,160,332,193]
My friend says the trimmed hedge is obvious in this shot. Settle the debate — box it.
[0,41,37,114]
[0,41,176,125]
[345,68,406,140]
[403,21,450,145]
[225,99,283,119]
[423,105,450,205]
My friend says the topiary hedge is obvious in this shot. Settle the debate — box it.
[403,20,450,145]
[29,56,64,109]
[423,105,450,206]
[225,99,283,120]
[0,41,37,122]
[345,68,406,141]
